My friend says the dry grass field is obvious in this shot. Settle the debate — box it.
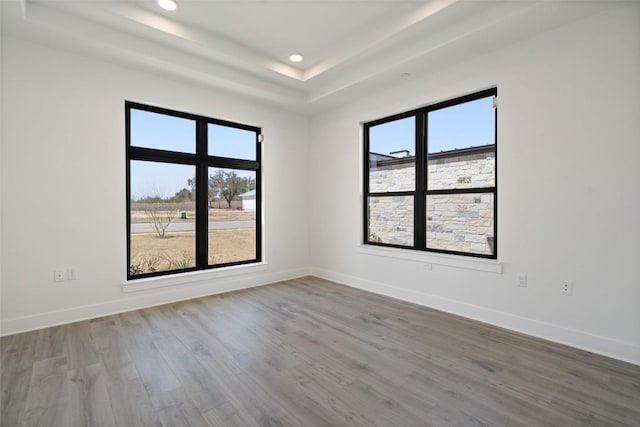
[130,230,256,274]
[130,208,257,274]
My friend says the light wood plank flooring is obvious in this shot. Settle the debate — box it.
[2,276,639,426]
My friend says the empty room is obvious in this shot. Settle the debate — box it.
[1,0,639,426]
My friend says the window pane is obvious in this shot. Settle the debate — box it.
[368,196,414,246]
[208,167,256,265]
[130,109,196,153]
[426,193,494,255]
[129,161,196,275]
[428,148,495,190]
[208,124,256,160]
[427,95,495,153]
[369,117,415,192]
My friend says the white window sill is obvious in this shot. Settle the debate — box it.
[122,262,268,292]
[357,245,502,274]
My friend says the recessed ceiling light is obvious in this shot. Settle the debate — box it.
[158,0,177,11]
[289,53,304,63]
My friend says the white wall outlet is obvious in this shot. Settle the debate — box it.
[54,269,65,282]
[517,274,527,287]
[560,280,573,295]
[423,263,433,271]
[67,268,77,280]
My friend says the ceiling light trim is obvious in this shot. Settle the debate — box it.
[157,0,177,12]
[289,53,304,63]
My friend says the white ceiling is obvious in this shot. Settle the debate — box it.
[1,0,617,114]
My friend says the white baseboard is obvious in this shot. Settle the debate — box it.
[4,265,638,366]
[0,267,310,336]
[310,267,640,366]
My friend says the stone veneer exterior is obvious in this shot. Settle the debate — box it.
[368,147,495,255]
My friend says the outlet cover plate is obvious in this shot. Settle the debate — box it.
[560,280,573,295]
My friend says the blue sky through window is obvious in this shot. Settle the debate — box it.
[130,109,255,198]
[369,95,495,156]
[130,109,196,153]
[208,124,256,160]
[370,116,415,156]
[130,160,194,200]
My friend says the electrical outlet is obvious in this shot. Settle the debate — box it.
[423,263,433,271]
[517,274,527,287]
[67,268,77,280]
[560,280,573,296]
[54,269,65,282]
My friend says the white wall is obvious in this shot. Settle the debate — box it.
[309,4,640,364]
[0,9,4,332]
[2,3,639,365]
[0,37,310,333]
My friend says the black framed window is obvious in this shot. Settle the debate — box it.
[126,102,261,279]
[364,88,497,258]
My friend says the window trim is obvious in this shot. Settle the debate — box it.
[363,88,497,259]
[126,101,262,280]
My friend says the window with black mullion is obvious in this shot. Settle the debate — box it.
[126,102,262,280]
[364,88,497,259]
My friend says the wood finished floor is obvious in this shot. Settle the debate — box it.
[1,277,639,427]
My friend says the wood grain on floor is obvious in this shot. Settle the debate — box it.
[1,276,639,426]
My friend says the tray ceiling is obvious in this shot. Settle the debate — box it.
[1,0,616,113]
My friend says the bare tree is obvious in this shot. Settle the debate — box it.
[144,202,178,238]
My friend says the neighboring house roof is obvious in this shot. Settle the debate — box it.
[240,189,256,197]
[369,152,393,161]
